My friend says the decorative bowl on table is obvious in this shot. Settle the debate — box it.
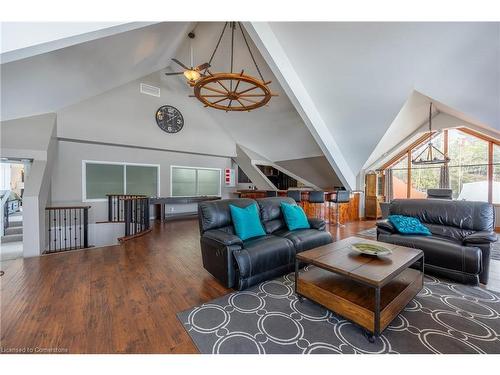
[351,242,392,256]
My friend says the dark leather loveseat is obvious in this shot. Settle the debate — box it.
[376,199,497,285]
[198,197,333,290]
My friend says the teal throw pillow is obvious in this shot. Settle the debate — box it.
[229,203,266,241]
[388,215,431,236]
[281,202,310,231]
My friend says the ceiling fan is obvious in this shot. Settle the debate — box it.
[165,32,210,85]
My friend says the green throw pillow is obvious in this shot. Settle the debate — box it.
[229,203,266,241]
[388,215,431,236]
[281,202,310,231]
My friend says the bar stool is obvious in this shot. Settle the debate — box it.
[287,190,302,206]
[308,191,325,219]
[330,190,350,227]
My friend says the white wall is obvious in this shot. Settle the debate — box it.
[0,164,11,190]
[57,71,236,158]
[51,140,235,224]
[1,113,58,257]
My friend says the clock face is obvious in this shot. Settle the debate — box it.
[155,105,184,134]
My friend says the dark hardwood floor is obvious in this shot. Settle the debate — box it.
[0,219,498,353]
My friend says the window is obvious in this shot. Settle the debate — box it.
[409,133,443,198]
[382,128,499,203]
[171,166,221,197]
[83,161,159,201]
[448,129,489,201]
[410,165,440,198]
[390,156,408,199]
[494,144,500,204]
[126,165,158,197]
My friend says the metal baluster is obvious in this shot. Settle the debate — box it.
[139,199,143,232]
[119,197,123,222]
[124,200,130,237]
[68,209,72,250]
[141,199,144,231]
[58,209,61,252]
[53,210,57,252]
[63,209,67,250]
[79,208,82,249]
[83,208,88,248]
[108,196,112,222]
[135,199,138,234]
[48,210,51,253]
[74,209,78,249]
[146,199,150,230]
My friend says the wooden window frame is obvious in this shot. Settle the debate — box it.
[380,127,499,204]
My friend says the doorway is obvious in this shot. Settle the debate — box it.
[1,159,30,260]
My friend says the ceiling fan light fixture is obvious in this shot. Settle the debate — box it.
[183,69,201,83]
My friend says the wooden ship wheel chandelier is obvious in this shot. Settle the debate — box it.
[166,22,278,112]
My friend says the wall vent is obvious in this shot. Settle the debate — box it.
[140,83,160,97]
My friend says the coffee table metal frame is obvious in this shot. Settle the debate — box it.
[294,250,424,340]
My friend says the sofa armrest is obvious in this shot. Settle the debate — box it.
[308,218,326,231]
[203,229,243,247]
[376,219,396,234]
[464,231,498,245]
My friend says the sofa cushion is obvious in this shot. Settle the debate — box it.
[233,235,295,279]
[256,197,296,234]
[425,223,475,242]
[308,218,326,231]
[274,228,333,253]
[378,233,482,275]
[464,231,498,244]
[198,198,256,233]
[389,199,495,231]
[281,202,310,231]
[229,203,266,241]
[388,215,431,235]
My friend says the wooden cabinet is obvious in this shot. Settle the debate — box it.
[365,172,385,219]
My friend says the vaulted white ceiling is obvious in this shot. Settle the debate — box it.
[1,21,323,163]
[2,21,499,191]
[0,22,192,121]
[168,22,323,162]
[249,22,500,188]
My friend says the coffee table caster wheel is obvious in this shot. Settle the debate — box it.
[364,331,376,343]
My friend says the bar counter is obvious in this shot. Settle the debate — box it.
[235,190,360,223]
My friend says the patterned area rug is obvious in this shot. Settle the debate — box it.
[177,270,500,354]
[357,227,500,261]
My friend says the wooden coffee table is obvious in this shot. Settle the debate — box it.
[295,236,424,340]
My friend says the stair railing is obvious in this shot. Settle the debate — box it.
[45,206,91,253]
[118,196,151,243]
[1,191,11,237]
[106,194,147,222]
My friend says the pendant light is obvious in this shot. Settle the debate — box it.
[412,102,450,165]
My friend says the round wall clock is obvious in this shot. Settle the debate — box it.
[155,105,184,134]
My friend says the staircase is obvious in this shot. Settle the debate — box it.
[1,211,23,260]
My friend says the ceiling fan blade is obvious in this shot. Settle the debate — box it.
[195,62,211,71]
[165,72,184,76]
[172,58,190,70]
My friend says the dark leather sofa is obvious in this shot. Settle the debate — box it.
[198,197,333,290]
[376,199,497,285]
